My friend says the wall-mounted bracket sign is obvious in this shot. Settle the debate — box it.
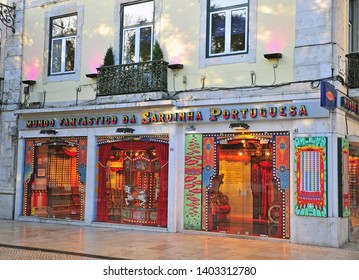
[0,3,16,33]
[320,81,337,110]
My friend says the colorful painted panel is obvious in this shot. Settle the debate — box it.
[338,138,350,217]
[184,134,203,230]
[23,140,35,216]
[275,135,290,189]
[294,137,327,217]
[78,139,87,184]
[202,135,217,231]
[274,134,290,238]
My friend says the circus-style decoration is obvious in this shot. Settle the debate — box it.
[22,137,87,220]
[294,137,327,217]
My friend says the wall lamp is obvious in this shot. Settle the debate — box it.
[22,80,36,86]
[116,127,135,133]
[229,123,250,130]
[264,53,282,60]
[39,129,58,135]
[168,64,184,77]
[22,80,36,94]
[85,73,98,79]
[168,64,184,70]
[185,125,196,132]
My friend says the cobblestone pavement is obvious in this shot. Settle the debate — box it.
[0,245,104,260]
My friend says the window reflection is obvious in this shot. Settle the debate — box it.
[123,1,154,27]
[208,0,248,56]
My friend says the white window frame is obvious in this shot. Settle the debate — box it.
[44,4,84,84]
[122,25,153,64]
[209,6,248,57]
[114,0,163,65]
[120,1,154,64]
[199,0,257,68]
[50,15,77,75]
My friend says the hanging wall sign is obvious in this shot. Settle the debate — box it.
[294,137,328,217]
[320,81,337,110]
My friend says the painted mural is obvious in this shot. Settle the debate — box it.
[184,134,203,230]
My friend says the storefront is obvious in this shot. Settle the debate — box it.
[15,96,352,245]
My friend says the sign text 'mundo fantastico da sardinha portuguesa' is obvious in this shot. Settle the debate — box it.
[23,102,328,129]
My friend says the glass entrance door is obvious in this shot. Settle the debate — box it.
[215,138,281,237]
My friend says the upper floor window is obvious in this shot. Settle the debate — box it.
[49,14,77,75]
[208,0,248,57]
[349,0,358,53]
[121,1,154,64]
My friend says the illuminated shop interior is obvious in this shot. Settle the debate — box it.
[184,132,290,239]
[97,136,169,227]
[22,138,87,220]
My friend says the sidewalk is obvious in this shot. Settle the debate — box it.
[0,220,358,260]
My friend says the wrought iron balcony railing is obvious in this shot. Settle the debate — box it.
[96,60,168,96]
[346,52,359,88]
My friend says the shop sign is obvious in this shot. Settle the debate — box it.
[340,96,359,117]
[20,101,328,130]
[141,101,327,124]
[24,115,128,129]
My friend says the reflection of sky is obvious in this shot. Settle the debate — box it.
[212,9,246,36]
[124,1,153,26]
[211,0,247,8]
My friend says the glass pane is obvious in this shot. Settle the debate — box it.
[52,15,77,37]
[231,8,247,52]
[65,37,75,72]
[51,39,62,73]
[123,29,136,64]
[210,0,247,9]
[123,1,154,27]
[140,27,152,62]
[211,12,226,54]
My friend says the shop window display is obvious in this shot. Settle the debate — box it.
[97,137,169,227]
[22,138,87,220]
[184,132,290,239]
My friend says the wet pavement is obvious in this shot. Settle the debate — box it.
[0,220,358,260]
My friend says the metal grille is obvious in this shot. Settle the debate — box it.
[347,52,359,88]
[97,60,168,96]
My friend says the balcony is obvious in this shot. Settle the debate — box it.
[96,60,168,96]
[346,52,359,88]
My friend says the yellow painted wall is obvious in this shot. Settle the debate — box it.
[22,0,296,104]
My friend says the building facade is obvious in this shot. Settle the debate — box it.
[0,0,359,248]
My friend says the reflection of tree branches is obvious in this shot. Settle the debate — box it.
[52,15,77,37]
